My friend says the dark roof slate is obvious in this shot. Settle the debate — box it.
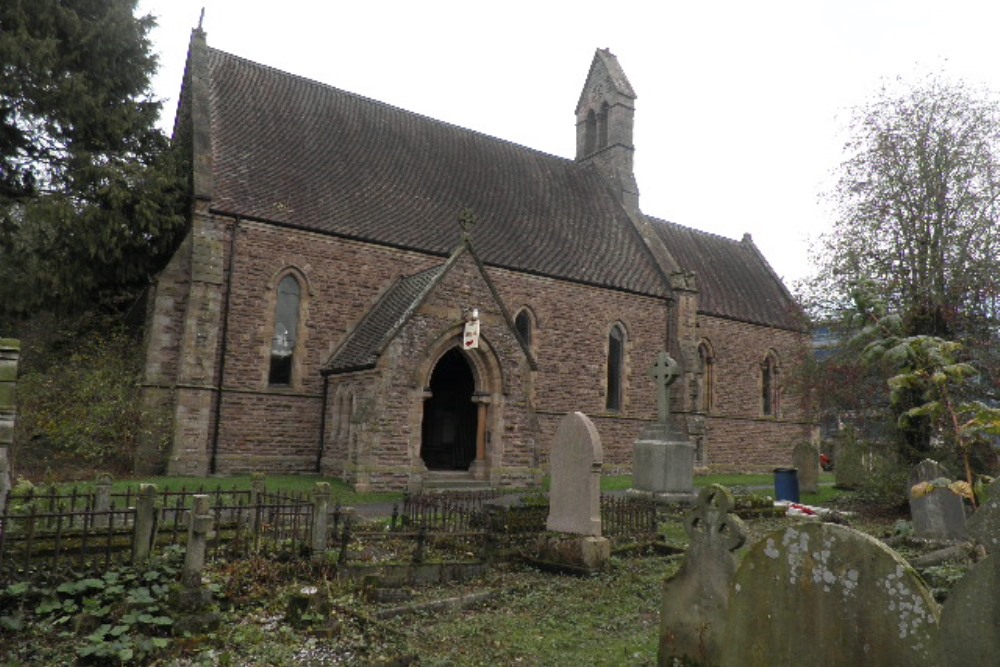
[325,264,445,373]
[204,48,667,298]
[650,218,804,331]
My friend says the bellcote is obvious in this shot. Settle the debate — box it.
[575,49,639,211]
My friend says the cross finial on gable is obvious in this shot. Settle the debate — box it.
[458,209,478,240]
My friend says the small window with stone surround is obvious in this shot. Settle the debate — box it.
[515,308,534,351]
[761,350,780,417]
[268,274,301,386]
[606,323,626,411]
[598,102,609,149]
[697,340,714,413]
[585,109,597,155]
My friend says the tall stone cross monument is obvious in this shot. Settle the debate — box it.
[632,351,696,503]
[649,351,680,425]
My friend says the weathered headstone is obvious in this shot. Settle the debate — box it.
[793,441,820,494]
[659,485,746,667]
[632,351,695,503]
[183,494,214,588]
[909,458,953,488]
[171,493,221,634]
[0,339,19,515]
[547,411,602,536]
[909,459,967,541]
[938,549,1000,667]
[93,473,113,529]
[538,412,609,570]
[721,522,940,667]
[966,477,1000,552]
[832,435,864,489]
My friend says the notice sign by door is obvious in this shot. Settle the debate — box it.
[463,320,480,349]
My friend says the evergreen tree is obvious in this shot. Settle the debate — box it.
[0,0,186,316]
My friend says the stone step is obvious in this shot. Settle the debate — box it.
[421,473,492,492]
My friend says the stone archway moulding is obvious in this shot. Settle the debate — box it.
[412,325,505,483]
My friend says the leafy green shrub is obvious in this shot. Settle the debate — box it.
[13,327,156,477]
[1,547,184,665]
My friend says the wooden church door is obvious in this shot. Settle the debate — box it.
[421,348,478,470]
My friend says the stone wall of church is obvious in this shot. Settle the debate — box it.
[209,221,442,476]
[488,268,665,468]
[695,314,811,470]
[146,215,811,482]
[202,219,667,482]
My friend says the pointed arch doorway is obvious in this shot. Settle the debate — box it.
[421,348,479,470]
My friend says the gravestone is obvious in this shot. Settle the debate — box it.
[722,522,940,667]
[171,494,221,634]
[632,351,695,503]
[659,485,746,667]
[908,459,966,541]
[938,545,1000,667]
[909,458,953,488]
[966,477,1000,552]
[538,411,609,570]
[934,468,998,666]
[792,441,820,494]
[832,436,864,489]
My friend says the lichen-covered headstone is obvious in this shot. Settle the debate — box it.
[792,442,820,494]
[909,459,966,541]
[721,522,940,667]
[659,485,746,667]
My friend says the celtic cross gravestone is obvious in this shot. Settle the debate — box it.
[632,351,695,503]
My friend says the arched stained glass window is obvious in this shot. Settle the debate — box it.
[269,275,301,385]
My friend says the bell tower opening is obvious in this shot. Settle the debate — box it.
[421,348,478,470]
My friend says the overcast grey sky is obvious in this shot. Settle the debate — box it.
[137,0,1000,286]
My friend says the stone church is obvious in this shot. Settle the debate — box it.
[139,27,810,490]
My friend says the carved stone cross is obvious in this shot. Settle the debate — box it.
[458,209,478,238]
[649,351,680,423]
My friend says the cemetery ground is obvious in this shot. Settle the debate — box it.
[0,473,974,667]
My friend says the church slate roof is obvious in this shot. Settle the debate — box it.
[650,219,804,331]
[324,264,446,374]
[202,47,668,298]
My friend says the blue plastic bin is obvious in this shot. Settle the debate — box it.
[773,467,800,503]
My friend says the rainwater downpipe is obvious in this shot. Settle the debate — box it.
[316,373,330,472]
[209,216,239,475]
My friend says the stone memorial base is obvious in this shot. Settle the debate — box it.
[536,534,610,572]
[632,435,696,504]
